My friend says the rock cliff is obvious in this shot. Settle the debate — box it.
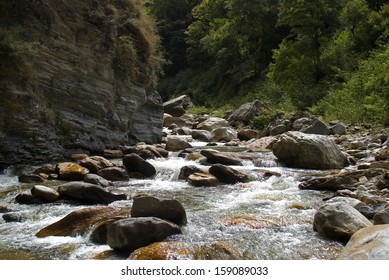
[0,0,164,169]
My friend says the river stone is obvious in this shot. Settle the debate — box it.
[15,193,43,204]
[2,213,26,223]
[80,156,114,174]
[31,185,60,203]
[338,225,389,259]
[124,143,168,158]
[165,136,193,151]
[36,206,129,238]
[84,174,111,188]
[33,164,56,175]
[131,195,187,226]
[123,153,156,178]
[18,174,46,183]
[56,162,89,181]
[227,100,266,126]
[57,182,127,204]
[197,117,230,132]
[106,217,182,252]
[200,149,243,166]
[330,122,347,135]
[0,206,9,213]
[209,164,249,184]
[191,129,212,142]
[129,242,192,260]
[313,202,373,242]
[373,207,389,225]
[210,127,238,142]
[273,131,347,169]
[237,129,262,141]
[244,136,277,151]
[188,172,219,187]
[97,166,129,181]
[178,165,206,180]
[163,95,194,117]
[194,241,242,260]
[301,119,330,135]
[103,149,123,159]
[370,161,389,170]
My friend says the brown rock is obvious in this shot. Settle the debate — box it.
[188,172,219,187]
[129,242,191,260]
[56,162,89,181]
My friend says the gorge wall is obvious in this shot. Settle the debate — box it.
[0,0,164,169]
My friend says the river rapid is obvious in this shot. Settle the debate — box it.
[0,141,343,260]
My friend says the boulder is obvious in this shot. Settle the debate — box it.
[244,136,277,151]
[97,167,129,181]
[165,136,193,152]
[2,213,26,223]
[129,242,191,260]
[31,185,60,203]
[33,164,56,175]
[106,217,182,252]
[131,195,187,226]
[36,206,128,237]
[200,149,243,166]
[210,127,238,142]
[330,122,347,135]
[84,174,112,188]
[370,161,389,170]
[123,153,156,178]
[103,149,123,159]
[18,174,46,183]
[373,207,389,225]
[56,162,89,181]
[15,193,43,204]
[80,156,114,173]
[194,241,242,260]
[301,119,330,135]
[209,164,249,184]
[273,131,347,169]
[191,130,212,142]
[338,225,389,259]
[163,95,194,117]
[188,172,219,187]
[237,129,262,141]
[197,117,230,131]
[178,165,206,181]
[57,182,127,204]
[124,143,168,158]
[313,202,373,242]
[292,117,311,131]
[227,100,266,126]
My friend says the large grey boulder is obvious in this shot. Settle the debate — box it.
[163,95,194,117]
[123,153,156,178]
[107,217,182,252]
[339,225,389,259]
[197,117,230,131]
[227,100,266,126]
[210,127,238,142]
[273,131,347,169]
[313,202,373,242]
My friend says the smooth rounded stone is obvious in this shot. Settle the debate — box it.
[313,202,373,242]
[237,129,262,141]
[103,149,123,159]
[57,182,127,204]
[373,207,389,225]
[269,124,289,136]
[330,122,346,135]
[36,206,129,238]
[273,131,347,170]
[292,117,311,131]
[376,148,389,160]
[325,197,362,208]
[122,153,156,178]
[176,127,192,135]
[197,117,230,132]
[165,136,193,151]
[301,119,330,135]
[350,141,365,150]
[129,242,192,260]
[191,129,212,142]
[97,167,129,181]
[163,116,188,128]
[178,165,206,181]
[89,217,126,244]
[15,193,43,205]
[106,217,182,252]
[33,164,56,175]
[124,143,169,158]
[338,225,389,259]
[163,95,194,117]
[2,212,26,223]
[31,185,60,203]
[209,164,249,184]
[210,127,238,142]
[194,241,242,260]
[0,206,10,213]
[131,195,187,226]
[370,161,389,170]
[200,149,243,166]
[188,172,219,187]
[18,174,46,183]
[70,153,89,161]
[80,156,114,174]
[227,100,266,126]
[244,136,277,151]
[84,174,112,188]
[224,215,279,229]
[55,162,89,181]
[354,203,389,220]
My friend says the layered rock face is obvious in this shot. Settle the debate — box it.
[0,0,163,169]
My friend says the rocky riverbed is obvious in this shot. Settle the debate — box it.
[0,98,388,260]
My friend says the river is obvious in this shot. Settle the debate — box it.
[0,141,343,260]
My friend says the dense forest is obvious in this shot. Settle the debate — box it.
[144,0,388,126]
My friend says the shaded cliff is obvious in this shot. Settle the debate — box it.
[0,0,164,168]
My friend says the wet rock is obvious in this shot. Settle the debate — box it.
[373,207,389,225]
[209,164,249,184]
[36,206,128,238]
[178,165,206,181]
[124,143,168,158]
[163,95,194,117]
[131,195,187,226]
[313,202,373,242]
[89,217,126,245]
[129,242,191,260]
[3,212,26,223]
[370,161,389,170]
[103,149,123,159]
[200,149,243,166]
[31,185,60,203]
[244,136,277,151]
[84,174,112,188]
[194,241,242,260]
[197,117,229,132]
[273,131,347,169]
[224,216,278,229]
[165,136,193,151]
[0,206,10,213]
[237,129,262,141]
[376,148,389,160]
[123,153,156,178]
[33,164,56,175]
[18,174,46,183]
[97,167,129,181]
[338,225,389,259]
[106,217,182,252]
[354,203,388,220]
[80,156,114,174]
[191,130,212,142]
[56,162,89,181]
[70,153,89,161]
[325,197,362,208]
[188,172,219,187]
[210,127,238,142]
[15,193,43,205]
[57,182,127,204]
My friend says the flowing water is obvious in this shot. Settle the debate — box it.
[0,142,343,260]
